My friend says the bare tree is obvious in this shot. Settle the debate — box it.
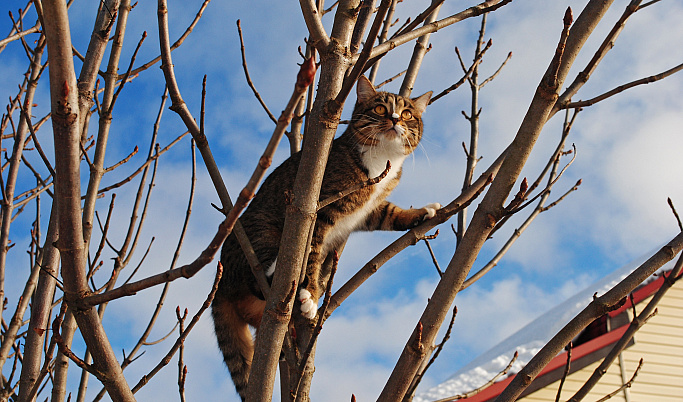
[0,0,681,401]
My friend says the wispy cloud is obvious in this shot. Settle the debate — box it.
[2,0,682,400]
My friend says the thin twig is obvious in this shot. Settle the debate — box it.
[429,39,491,104]
[668,198,682,231]
[237,20,277,124]
[130,264,223,394]
[421,231,442,277]
[176,307,188,402]
[90,195,116,280]
[480,51,512,87]
[321,0,340,15]
[19,108,55,177]
[110,30,147,109]
[564,61,683,109]
[94,132,188,196]
[318,161,391,211]
[555,342,572,402]
[127,0,212,78]
[594,359,644,402]
[290,251,339,400]
[405,305,457,399]
[433,351,518,402]
[141,322,178,346]
[638,0,662,8]
[0,23,40,50]
[540,179,582,212]
[505,144,577,216]
[375,69,407,88]
[391,0,446,39]
[104,146,138,172]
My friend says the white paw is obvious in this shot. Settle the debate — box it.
[298,289,318,320]
[265,258,277,278]
[422,203,441,219]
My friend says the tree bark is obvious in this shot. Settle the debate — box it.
[247,1,362,400]
[377,3,610,399]
[42,0,135,400]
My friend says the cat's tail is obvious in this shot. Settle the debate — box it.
[212,297,262,401]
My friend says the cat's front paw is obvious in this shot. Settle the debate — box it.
[421,203,441,219]
[298,289,318,320]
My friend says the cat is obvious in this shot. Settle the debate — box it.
[211,75,440,400]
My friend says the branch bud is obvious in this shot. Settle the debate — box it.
[564,7,574,27]
[520,177,528,194]
[296,56,317,90]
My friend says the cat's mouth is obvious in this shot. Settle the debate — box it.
[384,125,405,139]
[384,128,399,137]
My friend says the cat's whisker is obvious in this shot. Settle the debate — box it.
[417,141,435,165]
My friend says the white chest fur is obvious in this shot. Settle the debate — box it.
[322,137,407,254]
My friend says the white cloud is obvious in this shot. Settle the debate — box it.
[2,0,683,400]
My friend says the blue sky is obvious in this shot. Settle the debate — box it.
[2,1,683,401]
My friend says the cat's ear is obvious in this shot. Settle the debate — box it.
[356,75,377,103]
[412,91,432,114]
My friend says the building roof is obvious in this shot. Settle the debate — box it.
[414,255,677,402]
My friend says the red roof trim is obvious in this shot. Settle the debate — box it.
[458,326,629,402]
[607,270,676,317]
[444,269,680,402]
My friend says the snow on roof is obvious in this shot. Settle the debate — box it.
[414,250,673,402]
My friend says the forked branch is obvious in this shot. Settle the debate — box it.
[497,232,683,401]
[566,252,683,402]
[130,264,223,394]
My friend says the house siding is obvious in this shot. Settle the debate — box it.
[519,285,683,402]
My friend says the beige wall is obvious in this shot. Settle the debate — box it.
[519,285,683,402]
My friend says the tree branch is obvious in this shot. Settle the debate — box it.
[377,6,610,399]
[563,61,683,109]
[497,232,683,401]
[364,0,512,63]
[130,264,223,394]
[299,0,331,49]
[325,150,503,318]
[399,0,443,97]
[237,20,277,124]
[157,0,264,298]
[41,0,134,398]
[566,251,683,402]
[594,358,643,402]
[553,0,643,115]
[434,351,518,402]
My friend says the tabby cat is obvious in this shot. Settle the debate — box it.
[211,76,440,400]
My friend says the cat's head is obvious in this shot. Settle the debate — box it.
[350,75,432,155]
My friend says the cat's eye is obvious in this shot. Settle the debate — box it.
[401,110,413,120]
[374,105,387,115]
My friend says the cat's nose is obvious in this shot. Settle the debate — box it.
[391,112,400,124]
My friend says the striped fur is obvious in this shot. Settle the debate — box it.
[212,76,437,399]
